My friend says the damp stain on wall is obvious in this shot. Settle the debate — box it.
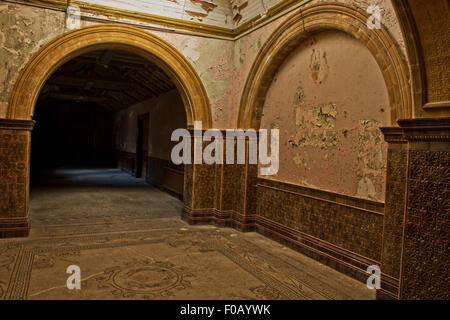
[233,39,246,68]
[293,86,305,105]
[309,40,329,85]
[254,38,262,52]
[181,38,201,62]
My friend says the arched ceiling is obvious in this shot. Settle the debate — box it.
[38,50,176,112]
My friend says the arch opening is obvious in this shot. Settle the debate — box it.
[6,25,211,235]
[7,24,212,129]
[30,48,188,233]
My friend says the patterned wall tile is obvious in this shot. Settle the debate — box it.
[381,142,408,279]
[256,179,384,261]
[0,130,29,218]
[401,149,450,299]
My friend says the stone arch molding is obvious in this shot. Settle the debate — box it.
[7,24,212,129]
[238,2,412,129]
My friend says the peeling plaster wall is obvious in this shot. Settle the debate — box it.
[330,0,406,53]
[0,1,285,126]
[153,33,236,128]
[260,31,390,201]
[0,3,237,128]
[231,13,291,127]
[0,1,407,130]
[0,3,65,118]
[231,0,407,129]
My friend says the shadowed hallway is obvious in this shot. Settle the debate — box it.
[29,168,183,236]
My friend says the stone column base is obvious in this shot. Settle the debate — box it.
[0,217,30,238]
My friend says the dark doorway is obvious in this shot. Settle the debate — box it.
[29,49,187,236]
[136,113,149,178]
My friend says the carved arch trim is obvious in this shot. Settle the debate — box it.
[237,2,411,129]
[7,24,212,129]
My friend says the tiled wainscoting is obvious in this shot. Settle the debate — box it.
[115,150,184,198]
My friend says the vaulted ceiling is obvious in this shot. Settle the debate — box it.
[38,50,176,112]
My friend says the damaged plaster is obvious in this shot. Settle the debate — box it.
[331,0,406,56]
[260,30,390,201]
[0,4,65,117]
[356,119,385,200]
[153,32,236,127]
[290,103,338,149]
[293,86,305,105]
[310,46,329,85]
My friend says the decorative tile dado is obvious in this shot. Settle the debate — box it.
[183,163,193,210]
[0,123,33,238]
[0,123,33,223]
[192,163,216,210]
[395,117,450,300]
[256,178,384,262]
[377,127,408,300]
[401,149,449,299]
[223,164,245,213]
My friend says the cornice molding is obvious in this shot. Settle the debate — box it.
[8,0,311,39]
[380,119,450,142]
[380,126,407,143]
[397,117,450,142]
[21,0,67,8]
[72,0,234,38]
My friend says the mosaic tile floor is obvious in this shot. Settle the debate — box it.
[0,168,375,300]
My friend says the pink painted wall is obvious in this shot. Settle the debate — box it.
[260,31,390,201]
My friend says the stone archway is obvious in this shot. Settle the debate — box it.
[237,2,411,129]
[0,24,212,238]
[7,24,212,128]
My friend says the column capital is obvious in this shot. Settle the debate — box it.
[397,117,450,141]
[380,126,406,143]
[0,119,35,131]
